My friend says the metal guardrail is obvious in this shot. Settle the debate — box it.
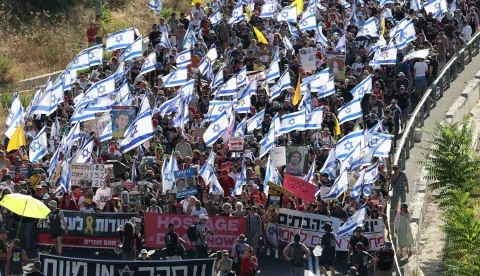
[388,30,480,275]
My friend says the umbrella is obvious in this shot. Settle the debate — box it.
[0,193,51,238]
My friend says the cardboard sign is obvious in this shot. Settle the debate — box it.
[271,146,287,167]
[174,168,197,198]
[283,174,317,202]
[299,47,316,71]
[267,181,295,197]
[70,164,108,188]
[228,136,244,151]
[327,52,346,81]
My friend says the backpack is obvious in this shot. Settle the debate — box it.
[187,223,199,242]
[289,243,305,267]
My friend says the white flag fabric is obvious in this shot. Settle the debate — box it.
[263,155,281,196]
[76,136,95,163]
[235,81,254,113]
[316,77,335,98]
[246,109,266,133]
[209,171,225,195]
[356,17,378,39]
[350,74,372,100]
[206,46,218,62]
[29,127,48,162]
[232,159,247,196]
[364,163,379,184]
[176,49,192,67]
[335,129,364,161]
[279,110,306,134]
[395,20,416,49]
[423,0,448,18]
[120,98,154,153]
[337,99,363,125]
[334,34,346,52]
[162,154,179,193]
[350,170,365,201]
[100,122,113,142]
[204,100,238,121]
[229,2,245,25]
[276,5,297,22]
[68,50,90,71]
[260,1,277,18]
[199,151,216,181]
[309,68,330,91]
[204,111,230,146]
[120,37,143,62]
[283,36,295,52]
[6,93,23,127]
[162,66,189,87]
[403,49,430,61]
[320,148,337,179]
[369,47,398,65]
[314,25,328,46]
[87,44,104,66]
[209,9,223,26]
[106,28,135,52]
[322,169,348,200]
[299,15,317,32]
[212,68,224,89]
[139,51,157,76]
[159,31,172,49]
[149,0,162,14]
[259,124,275,158]
[217,75,237,96]
[237,66,247,87]
[305,107,324,129]
[265,60,281,83]
[337,205,367,237]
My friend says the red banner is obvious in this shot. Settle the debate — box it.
[38,234,122,248]
[144,213,246,250]
[283,174,317,202]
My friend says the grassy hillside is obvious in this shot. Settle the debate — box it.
[0,0,187,84]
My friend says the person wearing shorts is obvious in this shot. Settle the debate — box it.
[47,201,68,255]
[319,222,336,276]
[414,58,429,99]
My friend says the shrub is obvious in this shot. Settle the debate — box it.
[0,55,13,84]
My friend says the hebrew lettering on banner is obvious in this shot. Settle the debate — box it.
[277,208,385,251]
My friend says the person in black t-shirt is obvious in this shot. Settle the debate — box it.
[319,222,336,276]
[382,110,395,134]
[354,243,374,276]
[26,261,45,276]
[394,85,411,129]
[348,226,370,264]
[375,242,395,275]
[244,50,256,71]
[165,223,185,260]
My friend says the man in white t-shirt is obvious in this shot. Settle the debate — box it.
[146,198,163,213]
[190,3,205,28]
[190,200,208,217]
[351,56,364,81]
[462,24,472,43]
[413,58,429,99]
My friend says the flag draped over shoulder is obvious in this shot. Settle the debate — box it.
[7,124,26,152]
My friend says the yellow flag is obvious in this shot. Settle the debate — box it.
[7,124,26,152]
[253,26,268,44]
[381,17,386,35]
[333,114,341,138]
[290,0,303,14]
[245,5,253,21]
[191,0,201,6]
[293,76,302,105]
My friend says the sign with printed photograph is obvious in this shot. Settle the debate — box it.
[327,52,346,80]
[285,146,309,175]
[271,146,287,167]
[110,106,137,139]
[174,168,197,198]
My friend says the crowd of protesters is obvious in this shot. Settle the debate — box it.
[0,0,478,275]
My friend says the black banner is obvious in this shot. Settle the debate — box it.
[39,254,216,276]
[38,211,136,248]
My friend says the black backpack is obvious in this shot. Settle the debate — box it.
[187,223,199,242]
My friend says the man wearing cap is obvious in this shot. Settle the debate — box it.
[394,72,410,94]
[195,214,210,258]
[137,249,152,261]
[80,198,95,213]
[165,223,185,260]
[375,241,395,275]
[348,226,370,264]
[46,200,67,255]
[354,242,375,276]
[283,233,311,276]
[319,222,336,276]
[390,164,409,211]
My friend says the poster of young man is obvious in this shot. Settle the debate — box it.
[174,168,197,198]
[285,146,309,175]
[110,106,137,139]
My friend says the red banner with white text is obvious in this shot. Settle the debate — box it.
[144,213,246,250]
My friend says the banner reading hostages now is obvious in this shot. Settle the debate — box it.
[144,213,246,250]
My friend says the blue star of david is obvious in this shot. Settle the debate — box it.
[307,115,313,122]
[319,86,326,94]
[130,124,138,138]
[434,3,440,9]
[218,106,225,112]
[358,87,366,97]
[233,10,240,17]
[115,35,123,43]
[88,53,95,60]
[370,138,379,146]
[186,36,193,43]
[256,119,262,126]
[90,98,99,106]
[180,55,185,61]
[238,74,245,81]
[268,227,275,235]
[371,170,376,177]
[288,118,295,125]
[98,85,106,95]
[51,94,57,105]
[213,124,221,133]
[108,124,112,132]
[348,156,354,164]
[344,141,354,151]
[78,108,84,115]
[171,73,177,81]
[125,47,132,54]
[84,95,91,101]
[301,20,308,27]
[263,137,270,145]
[144,59,151,67]
[401,31,408,40]
[9,112,14,119]
[165,173,172,182]
[344,107,352,114]
[282,11,289,18]
[363,28,369,34]
[73,58,79,65]
[14,121,19,128]
[81,148,90,159]
[31,141,41,151]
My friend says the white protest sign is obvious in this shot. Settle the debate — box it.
[271,147,287,167]
[299,47,316,71]
[70,163,107,188]
[94,187,111,209]
[228,136,244,151]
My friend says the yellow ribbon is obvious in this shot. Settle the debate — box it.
[84,216,94,234]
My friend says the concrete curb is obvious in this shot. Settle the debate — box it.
[0,70,63,94]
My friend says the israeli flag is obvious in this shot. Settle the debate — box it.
[305,107,324,129]
[148,0,162,14]
[44,77,53,93]
[314,25,328,46]
[234,117,247,137]
[162,154,179,193]
[283,36,295,52]
[337,98,363,125]
[279,110,306,134]
[370,46,397,65]
[389,18,409,38]
[55,158,73,193]
[209,9,223,25]
[303,0,318,18]
[29,127,48,162]
[162,66,188,87]
[199,151,216,182]
[116,79,131,103]
[335,129,364,161]
[364,163,378,184]
[62,70,74,91]
[236,81,253,113]
[60,123,80,154]
[159,31,172,49]
[350,170,365,201]
[246,109,266,133]
[260,1,277,18]
[114,61,126,82]
[287,23,300,38]
[206,45,218,62]
[350,75,372,100]
[212,68,224,89]
[48,149,60,175]
[340,142,361,172]
[6,93,23,127]
[395,21,416,49]
[309,68,330,91]
[176,49,192,67]
[339,0,350,8]
[278,70,293,91]
[299,15,317,32]
[232,159,247,196]
[237,66,247,87]
[276,5,297,22]
[379,0,394,7]
[217,75,237,96]
[334,34,346,52]
[199,57,214,80]
[204,111,230,146]
[299,86,313,112]
[120,37,143,62]
[182,26,198,50]
[75,136,94,163]
[87,44,104,66]
[316,77,335,98]
[321,169,348,200]
[403,49,430,61]
[304,161,316,183]
[423,0,448,18]
[95,75,116,97]
[106,28,135,52]
[68,50,90,71]
[70,96,115,124]
[269,82,282,102]
[138,51,157,77]
[259,125,275,158]
[272,113,282,138]
[265,60,280,83]
[4,112,23,140]
[209,171,225,195]
[229,2,245,25]
[371,133,394,157]
[263,155,281,196]
[100,122,113,142]
[356,17,378,39]
[120,99,154,153]
[204,100,238,121]
[337,205,367,237]
[30,90,57,116]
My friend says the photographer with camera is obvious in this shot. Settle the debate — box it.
[283,234,311,276]
[193,214,212,258]
[165,223,185,260]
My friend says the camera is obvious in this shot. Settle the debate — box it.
[205,228,215,235]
